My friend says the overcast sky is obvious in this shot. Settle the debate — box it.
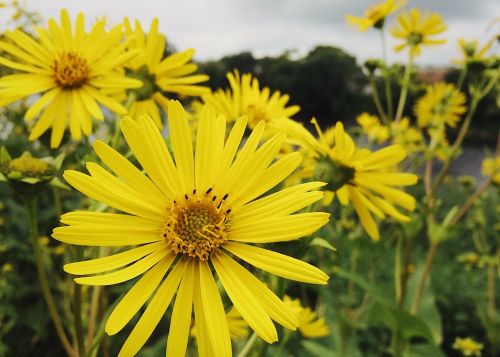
[6,0,500,66]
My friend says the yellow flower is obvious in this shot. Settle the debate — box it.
[123,18,210,128]
[346,0,407,31]
[283,295,330,338]
[454,38,495,68]
[391,8,447,56]
[202,70,300,129]
[452,337,483,356]
[356,113,389,143]
[283,119,417,240]
[482,156,500,184]
[389,118,424,154]
[415,82,467,128]
[0,9,142,148]
[52,101,329,356]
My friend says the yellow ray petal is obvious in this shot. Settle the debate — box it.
[224,242,328,284]
[166,260,194,357]
[233,182,325,223]
[93,140,169,208]
[198,261,232,357]
[64,241,167,275]
[118,259,186,357]
[168,100,194,193]
[211,252,283,342]
[106,256,174,335]
[229,213,329,243]
[74,249,171,285]
[347,186,379,240]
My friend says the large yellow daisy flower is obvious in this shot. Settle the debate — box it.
[346,0,407,32]
[414,82,466,128]
[202,70,300,129]
[52,101,329,356]
[0,9,142,148]
[391,8,447,56]
[123,18,210,128]
[277,118,417,240]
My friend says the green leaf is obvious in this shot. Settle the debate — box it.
[0,147,11,165]
[392,309,434,342]
[310,237,337,251]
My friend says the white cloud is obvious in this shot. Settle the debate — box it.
[18,0,500,66]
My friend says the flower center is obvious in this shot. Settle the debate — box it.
[247,104,269,126]
[314,156,355,191]
[6,156,53,178]
[53,51,89,89]
[408,32,424,46]
[163,190,230,261]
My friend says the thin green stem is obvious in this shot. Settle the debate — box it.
[368,75,389,124]
[395,235,403,306]
[394,53,414,122]
[380,29,394,120]
[411,243,438,314]
[276,330,292,357]
[25,197,76,357]
[73,248,85,357]
[237,332,258,357]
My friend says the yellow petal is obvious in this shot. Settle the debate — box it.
[64,241,167,275]
[166,260,194,357]
[229,213,329,243]
[198,261,232,357]
[74,249,171,285]
[106,256,174,335]
[224,242,328,284]
[212,252,278,343]
[118,259,186,357]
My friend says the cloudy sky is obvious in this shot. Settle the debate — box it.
[7,0,500,66]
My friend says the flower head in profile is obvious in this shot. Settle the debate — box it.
[346,0,407,31]
[52,101,329,356]
[415,82,466,129]
[0,147,65,196]
[391,8,447,56]
[482,156,500,184]
[277,118,417,240]
[0,9,142,148]
[452,337,483,357]
[123,18,210,128]
[202,70,300,130]
[356,113,389,144]
[283,295,330,338]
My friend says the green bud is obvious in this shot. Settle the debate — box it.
[314,156,355,191]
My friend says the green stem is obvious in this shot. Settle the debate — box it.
[25,196,76,357]
[237,332,258,357]
[411,243,438,314]
[380,29,394,121]
[395,235,403,306]
[368,75,389,124]
[53,187,62,218]
[394,53,414,122]
[73,248,85,357]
